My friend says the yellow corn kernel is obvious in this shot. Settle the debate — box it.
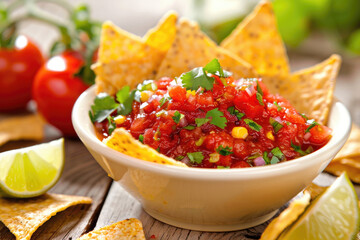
[140,91,152,102]
[186,90,196,97]
[114,115,126,125]
[195,136,205,146]
[231,127,248,139]
[209,153,220,163]
[266,131,275,141]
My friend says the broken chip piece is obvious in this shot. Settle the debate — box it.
[77,218,145,240]
[0,114,44,146]
[0,193,92,240]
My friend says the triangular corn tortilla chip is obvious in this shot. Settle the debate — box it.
[221,0,290,79]
[326,157,360,184]
[0,193,92,240]
[94,21,164,95]
[333,124,360,161]
[281,54,341,124]
[104,128,188,168]
[0,114,44,146]
[143,11,178,53]
[77,218,145,240]
[156,19,256,80]
[260,192,311,240]
[304,183,327,200]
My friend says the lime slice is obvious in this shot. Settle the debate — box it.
[0,138,64,198]
[279,172,360,240]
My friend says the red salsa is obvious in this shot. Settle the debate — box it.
[90,59,332,168]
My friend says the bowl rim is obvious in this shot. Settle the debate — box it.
[72,85,352,180]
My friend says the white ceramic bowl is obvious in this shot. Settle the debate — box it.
[72,85,351,232]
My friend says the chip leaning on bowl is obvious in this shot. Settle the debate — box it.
[89,59,332,169]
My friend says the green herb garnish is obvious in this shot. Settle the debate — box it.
[89,93,119,123]
[269,117,284,133]
[263,151,270,165]
[244,119,262,132]
[217,166,230,169]
[271,147,285,160]
[107,116,116,135]
[183,125,196,130]
[216,145,233,156]
[274,101,282,111]
[160,96,171,107]
[172,111,184,124]
[227,106,245,120]
[175,155,185,160]
[291,141,313,156]
[270,156,280,164]
[256,80,264,106]
[203,58,231,78]
[195,118,210,127]
[181,67,215,91]
[206,108,227,129]
[187,152,204,164]
[305,120,319,133]
[139,134,144,143]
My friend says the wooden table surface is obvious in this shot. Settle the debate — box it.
[1,1,359,238]
[0,134,353,240]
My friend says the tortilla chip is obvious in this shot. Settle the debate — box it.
[332,124,360,161]
[0,114,44,146]
[0,193,92,240]
[325,160,360,184]
[281,54,341,124]
[77,218,145,240]
[104,128,188,167]
[94,21,164,95]
[155,19,256,80]
[304,183,327,200]
[260,192,311,240]
[143,11,178,53]
[221,0,290,79]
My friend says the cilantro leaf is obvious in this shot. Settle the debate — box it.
[107,116,116,135]
[270,156,280,164]
[274,101,282,111]
[256,81,264,106]
[228,106,245,120]
[269,117,284,133]
[195,118,210,127]
[184,125,196,130]
[216,145,233,156]
[118,89,135,116]
[244,119,262,131]
[180,67,215,91]
[175,155,185,160]
[116,86,130,103]
[291,141,310,156]
[187,152,204,164]
[263,151,270,165]
[172,111,184,124]
[271,147,285,160]
[89,93,119,123]
[139,134,144,143]
[206,108,227,129]
[305,120,319,133]
[203,58,231,78]
[160,96,171,107]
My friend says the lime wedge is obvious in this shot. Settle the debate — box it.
[279,172,360,240]
[0,138,64,198]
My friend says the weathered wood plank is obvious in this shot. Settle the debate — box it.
[0,138,112,240]
[92,181,289,240]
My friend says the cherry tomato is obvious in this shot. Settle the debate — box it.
[0,35,44,111]
[308,125,332,146]
[33,51,89,136]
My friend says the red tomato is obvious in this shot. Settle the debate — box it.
[0,35,44,111]
[33,51,89,136]
[308,125,332,146]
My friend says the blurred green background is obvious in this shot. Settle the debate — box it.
[195,0,360,55]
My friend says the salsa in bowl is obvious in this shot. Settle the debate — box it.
[72,60,350,231]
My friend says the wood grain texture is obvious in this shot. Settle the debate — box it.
[92,182,290,240]
[0,138,112,240]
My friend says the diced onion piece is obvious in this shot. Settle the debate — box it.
[254,157,266,166]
